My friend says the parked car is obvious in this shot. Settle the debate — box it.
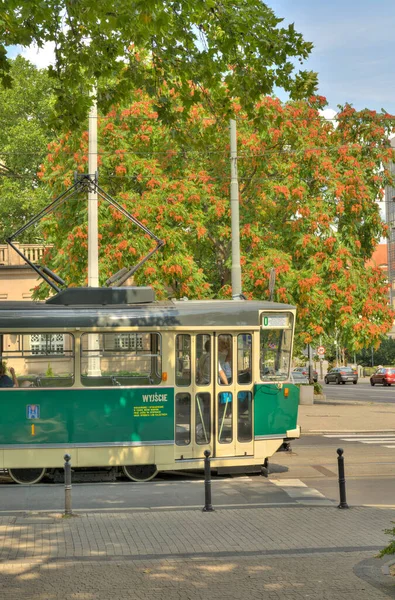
[292,366,318,383]
[370,367,395,386]
[291,370,309,384]
[324,367,358,385]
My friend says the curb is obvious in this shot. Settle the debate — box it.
[381,557,395,577]
[354,554,395,597]
[312,399,376,406]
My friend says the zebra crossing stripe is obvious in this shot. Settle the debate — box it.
[324,433,395,448]
[324,433,395,438]
[270,478,332,504]
[342,438,395,443]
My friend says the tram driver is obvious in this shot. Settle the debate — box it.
[0,362,19,388]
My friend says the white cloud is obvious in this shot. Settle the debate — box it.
[20,42,56,69]
[319,108,337,121]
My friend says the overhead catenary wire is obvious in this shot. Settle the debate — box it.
[0,110,393,125]
[0,142,393,158]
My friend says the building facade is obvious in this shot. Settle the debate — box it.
[0,243,43,301]
[385,138,395,312]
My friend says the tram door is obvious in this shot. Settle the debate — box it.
[174,333,213,460]
[174,333,254,461]
[214,333,254,458]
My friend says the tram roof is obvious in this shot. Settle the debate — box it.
[0,298,296,329]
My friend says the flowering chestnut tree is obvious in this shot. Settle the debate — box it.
[37,91,395,350]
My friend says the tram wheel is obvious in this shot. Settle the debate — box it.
[9,468,46,485]
[122,464,158,482]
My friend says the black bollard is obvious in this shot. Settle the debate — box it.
[64,453,72,515]
[337,448,349,509]
[202,450,214,512]
[261,457,269,477]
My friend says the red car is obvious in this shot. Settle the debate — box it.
[370,368,395,386]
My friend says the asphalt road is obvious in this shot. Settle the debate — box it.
[321,379,395,403]
[1,434,395,511]
[0,474,293,513]
[276,431,395,507]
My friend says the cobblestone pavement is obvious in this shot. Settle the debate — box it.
[0,506,394,598]
[0,551,391,600]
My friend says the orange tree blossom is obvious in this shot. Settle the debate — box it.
[36,92,395,351]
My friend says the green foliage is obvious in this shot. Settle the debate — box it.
[356,338,395,367]
[0,57,56,242]
[362,366,377,377]
[378,523,395,557]
[46,363,54,377]
[1,1,317,127]
[35,91,395,351]
[313,382,322,395]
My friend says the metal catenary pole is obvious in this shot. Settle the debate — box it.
[88,89,99,287]
[87,89,101,376]
[319,335,323,380]
[230,119,242,300]
[308,344,314,384]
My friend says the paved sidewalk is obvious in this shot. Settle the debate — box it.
[0,506,393,598]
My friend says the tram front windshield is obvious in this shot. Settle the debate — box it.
[260,312,293,382]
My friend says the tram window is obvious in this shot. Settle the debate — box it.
[0,333,74,387]
[218,392,233,444]
[176,393,191,446]
[196,393,211,445]
[260,313,293,382]
[218,334,232,385]
[81,332,161,386]
[196,334,211,385]
[237,334,252,384]
[175,335,191,387]
[237,391,252,443]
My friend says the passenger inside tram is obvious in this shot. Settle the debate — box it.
[197,339,211,385]
[218,336,233,442]
[0,362,18,388]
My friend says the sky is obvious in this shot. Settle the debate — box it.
[269,0,395,115]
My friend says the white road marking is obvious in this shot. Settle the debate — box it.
[342,439,395,443]
[270,478,333,505]
[324,433,395,449]
[325,433,395,438]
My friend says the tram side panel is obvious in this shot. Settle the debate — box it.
[253,383,300,460]
[0,387,175,469]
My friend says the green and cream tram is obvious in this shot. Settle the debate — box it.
[0,287,300,484]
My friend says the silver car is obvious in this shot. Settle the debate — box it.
[324,367,358,385]
[291,370,309,384]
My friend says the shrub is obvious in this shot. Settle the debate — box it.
[378,524,395,557]
[314,382,323,395]
[46,363,55,377]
